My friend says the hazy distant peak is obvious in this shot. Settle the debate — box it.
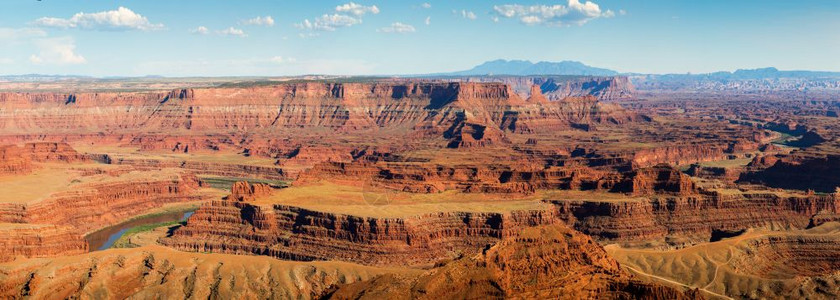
[447,59,618,76]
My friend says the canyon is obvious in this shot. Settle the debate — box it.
[0,76,839,299]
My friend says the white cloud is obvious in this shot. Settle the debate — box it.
[619,9,627,16]
[242,16,275,27]
[29,37,86,65]
[33,7,164,31]
[296,14,362,31]
[0,27,47,40]
[270,56,297,64]
[425,16,431,26]
[461,10,477,20]
[492,0,615,27]
[335,2,380,16]
[297,2,380,33]
[190,26,209,35]
[421,3,432,9]
[378,22,416,33]
[217,27,247,37]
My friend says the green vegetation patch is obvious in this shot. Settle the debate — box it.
[112,221,183,248]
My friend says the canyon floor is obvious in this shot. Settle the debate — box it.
[0,76,839,299]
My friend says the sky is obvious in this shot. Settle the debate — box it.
[1,0,839,77]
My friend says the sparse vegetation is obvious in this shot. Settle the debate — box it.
[199,176,288,191]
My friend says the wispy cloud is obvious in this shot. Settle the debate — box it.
[217,27,247,37]
[492,0,615,27]
[270,56,297,64]
[33,7,163,31]
[335,2,380,16]
[296,2,379,33]
[190,26,209,35]
[421,3,432,9]
[378,22,416,33]
[29,37,86,65]
[460,10,477,20]
[241,16,275,27]
[425,16,431,26]
[0,27,47,40]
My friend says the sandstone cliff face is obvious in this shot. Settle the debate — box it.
[0,142,86,175]
[162,200,557,267]
[458,76,636,101]
[24,142,88,162]
[301,161,694,196]
[0,142,205,261]
[229,181,273,201]
[0,224,87,262]
[631,144,729,168]
[0,173,202,262]
[553,192,840,244]
[0,82,640,140]
[23,173,202,234]
[617,164,697,196]
[740,154,840,193]
[323,225,700,300]
[0,145,32,175]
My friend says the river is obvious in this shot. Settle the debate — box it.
[85,210,195,251]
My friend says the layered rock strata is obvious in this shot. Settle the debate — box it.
[162,200,557,266]
[323,225,701,300]
[553,191,840,244]
[0,224,87,262]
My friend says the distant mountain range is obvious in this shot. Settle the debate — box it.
[439,60,840,79]
[646,67,840,81]
[439,59,619,76]
[4,62,840,81]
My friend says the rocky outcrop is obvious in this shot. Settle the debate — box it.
[615,164,697,196]
[552,192,840,244]
[323,225,701,299]
[0,170,204,261]
[0,145,32,175]
[162,200,557,267]
[0,224,87,262]
[740,154,840,193]
[686,164,743,183]
[301,161,693,196]
[631,144,729,168]
[22,173,202,234]
[229,181,273,201]
[23,142,88,162]
[730,234,840,277]
[0,142,86,175]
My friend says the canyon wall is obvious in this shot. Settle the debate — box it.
[323,225,700,299]
[162,199,558,267]
[0,81,641,139]
[0,224,87,262]
[456,76,636,101]
[553,192,840,244]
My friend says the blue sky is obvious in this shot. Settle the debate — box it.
[1,0,838,76]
